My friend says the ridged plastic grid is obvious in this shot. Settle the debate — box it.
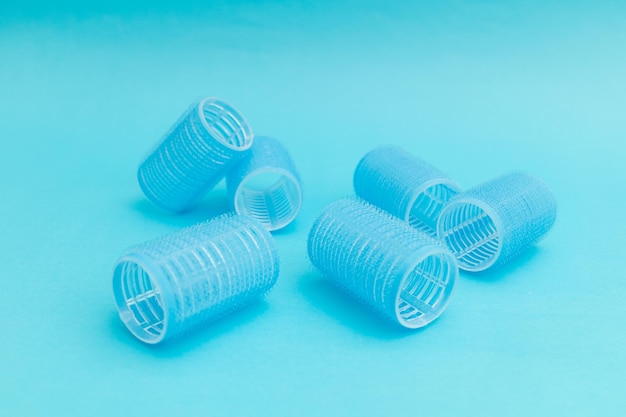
[307,198,458,329]
[137,97,253,213]
[112,214,279,344]
[437,171,557,272]
[354,145,461,237]
[226,136,302,231]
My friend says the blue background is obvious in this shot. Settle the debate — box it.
[1,1,624,415]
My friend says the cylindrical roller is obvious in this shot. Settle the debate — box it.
[138,97,254,213]
[226,136,302,231]
[354,145,461,237]
[307,198,458,329]
[112,214,279,344]
[437,171,557,272]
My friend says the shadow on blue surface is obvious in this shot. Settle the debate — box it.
[270,217,300,235]
[130,186,232,228]
[461,246,541,282]
[131,185,306,234]
[298,272,417,340]
[109,299,270,357]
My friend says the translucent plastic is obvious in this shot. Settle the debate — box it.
[437,171,557,272]
[354,145,461,237]
[137,97,254,213]
[307,198,458,329]
[226,136,302,231]
[112,214,279,344]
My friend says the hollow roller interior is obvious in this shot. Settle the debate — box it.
[138,97,254,213]
[307,198,458,329]
[354,145,460,237]
[227,136,302,231]
[112,214,279,344]
[438,171,557,272]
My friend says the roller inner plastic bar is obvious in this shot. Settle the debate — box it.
[308,198,458,329]
[354,145,461,237]
[138,97,254,213]
[226,136,302,231]
[437,171,557,272]
[112,214,279,344]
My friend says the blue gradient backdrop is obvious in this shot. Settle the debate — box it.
[1,1,624,416]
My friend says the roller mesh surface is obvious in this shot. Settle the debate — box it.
[227,136,302,231]
[138,98,253,213]
[353,145,460,237]
[438,171,557,272]
[112,214,279,344]
[307,198,457,329]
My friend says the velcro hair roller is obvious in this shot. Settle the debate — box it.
[112,214,279,344]
[308,198,458,329]
[354,145,460,237]
[437,171,557,272]
[226,136,302,231]
[138,97,253,213]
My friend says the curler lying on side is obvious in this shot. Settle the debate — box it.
[138,97,254,213]
[112,214,279,344]
[307,198,458,329]
[354,145,460,237]
[226,136,302,231]
[437,171,557,272]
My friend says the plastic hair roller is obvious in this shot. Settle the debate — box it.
[138,97,253,213]
[112,214,279,344]
[437,171,557,272]
[226,136,302,231]
[354,145,461,237]
[307,198,458,329]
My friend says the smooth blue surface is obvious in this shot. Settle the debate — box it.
[1,1,625,416]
